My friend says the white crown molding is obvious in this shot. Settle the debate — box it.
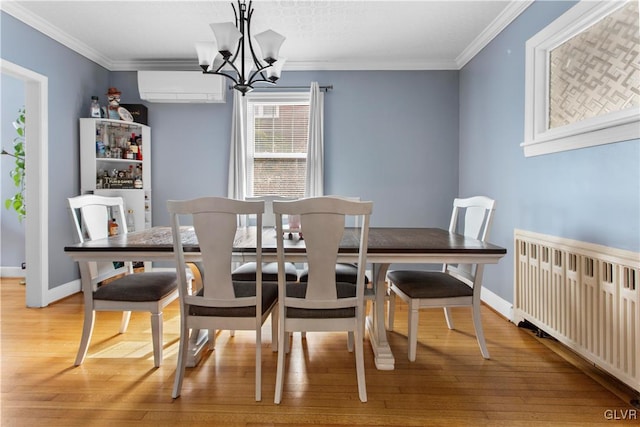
[1,1,113,69]
[107,58,459,72]
[3,0,531,72]
[111,59,201,72]
[456,0,534,69]
[283,59,459,71]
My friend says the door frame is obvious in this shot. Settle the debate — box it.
[1,59,48,307]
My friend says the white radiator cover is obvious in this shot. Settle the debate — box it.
[514,229,639,392]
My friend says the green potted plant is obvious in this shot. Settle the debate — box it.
[2,107,26,221]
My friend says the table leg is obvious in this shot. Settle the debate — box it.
[186,329,209,367]
[367,263,395,370]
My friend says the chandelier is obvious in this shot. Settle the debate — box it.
[196,0,286,95]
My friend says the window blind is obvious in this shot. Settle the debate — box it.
[248,100,309,197]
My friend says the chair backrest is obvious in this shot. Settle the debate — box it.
[273,196,372,309]
[67,194,132,286]
[167,197,264,306]
[326,195,362,227]
[245,195,296,228]
[446,196,496,283]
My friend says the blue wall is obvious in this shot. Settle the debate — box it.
[2,10,460,291]
[110,70,460,229]
[1,11,110,288]
[459,0,640,302]
[2,1,638,309]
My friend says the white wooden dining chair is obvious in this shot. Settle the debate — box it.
[273,196,373,404]
[167,197,278,401]
[298,196,370,286]
[230,195,298,283]
[298,196,371,351]
[387,196,496,361]
[68,194,179,368]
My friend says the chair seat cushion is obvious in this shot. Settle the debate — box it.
[285,282,357,319]
[387,270,472,299]
[299,263,369,284]
[94,272,178,302]
[189,282,278,317]
[231,262,298,282]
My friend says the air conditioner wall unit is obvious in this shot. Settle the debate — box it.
[137,71,227,103]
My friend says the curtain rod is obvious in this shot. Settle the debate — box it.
[228,84,333,92]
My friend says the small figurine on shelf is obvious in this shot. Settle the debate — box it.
[106,87,121,120]
[90,96,101,118]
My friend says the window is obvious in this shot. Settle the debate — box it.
[522,0,639,157]
[246,93,310,197]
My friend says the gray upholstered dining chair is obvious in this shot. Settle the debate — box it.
[68,194,179,368]
[272,196,373,403]
[167,196,278,401]
[298,195,369,286]
[298,196,372,351]
[230,195,298,283]
[386,196,496,361]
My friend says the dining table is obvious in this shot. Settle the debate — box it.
[65,226,507,370]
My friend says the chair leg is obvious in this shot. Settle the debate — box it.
[150,312,163,368]
[255,324,262,401]
[119,311,132,334]
[274,320,286,404]
[407,300,419,362]
[443,307,455,329]
[472,303,490,359]
[74,310,96,366]
[172,318,190,398]
[347,331,354,352]
[354,321,367,403]
[271,310,278,352]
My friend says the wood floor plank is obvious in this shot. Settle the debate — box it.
[1,278,637,426]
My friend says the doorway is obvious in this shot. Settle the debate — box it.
[1,59,48,307]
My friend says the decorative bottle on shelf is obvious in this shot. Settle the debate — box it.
[90,96,101,118]
[108,218,119,236]
[129,133,139,159]
[136,135,143,160]
[126,209,135,232]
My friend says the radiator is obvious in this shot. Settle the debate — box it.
[514,229,639,392]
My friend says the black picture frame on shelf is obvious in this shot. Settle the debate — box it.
[119,104,148,125]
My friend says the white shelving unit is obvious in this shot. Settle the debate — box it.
[79,118,152,233]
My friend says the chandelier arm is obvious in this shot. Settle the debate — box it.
[206,69,240,86]
[239,1,249,84]
[247,67,272,86]
[245,5,273,83]
[232,1,239,28]
[228,0,243,66]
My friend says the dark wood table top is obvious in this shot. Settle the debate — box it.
[64,226,506,257]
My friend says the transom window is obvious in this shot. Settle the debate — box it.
[246,93,310,197]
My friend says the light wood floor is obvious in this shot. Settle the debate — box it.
[1,277,637,426]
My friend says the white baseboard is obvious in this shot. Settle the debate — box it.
[46,279,81,305]
[1,266,25,277]
[481,287,513,321]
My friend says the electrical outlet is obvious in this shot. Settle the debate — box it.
[21,262,26,270]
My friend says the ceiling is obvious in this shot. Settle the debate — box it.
[3,1,532,71]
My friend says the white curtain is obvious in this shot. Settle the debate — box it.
[228,90,247,201]
[305,82,324,197]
